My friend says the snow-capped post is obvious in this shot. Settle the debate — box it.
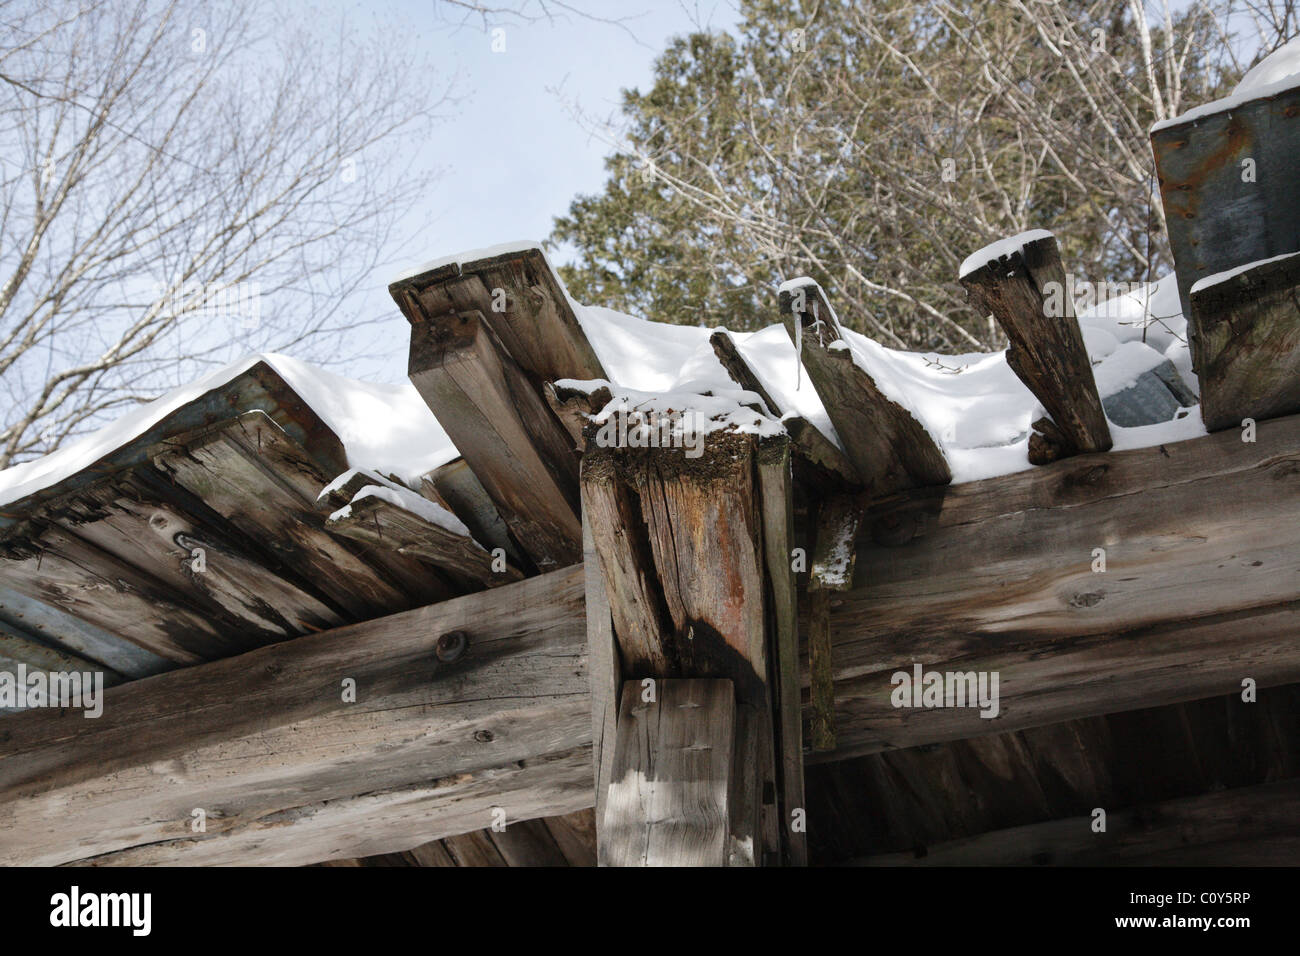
[1187,252,1300,431]
[776,278,951,496]
[959,231,1112,465]
[581,412,798,865]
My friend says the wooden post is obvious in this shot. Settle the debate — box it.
[960,233,1112,464]
[756,438,809,865]
[1188,252,1300,431]
[601,679,737,866]
[582,425,789,865]
[778,280,950,496]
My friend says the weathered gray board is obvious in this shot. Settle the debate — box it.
[1151,82,1300,322]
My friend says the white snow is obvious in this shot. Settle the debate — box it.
[1153,39,1300,132]
[1091,340,1170,396]
[959,229,1055,278]
[1235,37,1300,96]
[1189,251,1300,294]
[0,352,459,509]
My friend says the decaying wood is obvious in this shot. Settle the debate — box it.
[779,280,950,496]
[803,495,862,754]
[423,457,524,570]
[0,566,592,867]
[579,452,673,676]
[544,381,612,451]
[0,621,123,689]
[581,500,620,845]
[855,778,1300,866]
[325,484,521,588]
[710,328,859,490]
[407,310,582,569]
[960,233,1112,463]
[1188,252,1300,431]
[390,245,607,391]
[601,679,737,866]
[820,412,1300,761]
[755,439,808,865]
[151,411,454,615]
[44,467,341,645]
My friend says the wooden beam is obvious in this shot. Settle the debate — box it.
[755,439,808,865]
[960,233,1112,463]
[581,498,619,841]
[600,678,737,866]
[324,483,522,587]
[0,566,592,866]
[422,457,525,570]
[854,778,1300,866]
[390,245,607,391]
[778,279,950,496]
[406,310,582,570]
[1188,252,1300,431]
[819,413,1300,761]
[152,411,454,616]
[582,428,784,864]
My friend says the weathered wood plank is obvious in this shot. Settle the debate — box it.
[391,245,607,391]
[854,778,1300,866]
[407,310,582,569]
[755,439,808,865]
[0,360,348,533]
[820,413,1300,760]
[601,678,736,866]
[581,499,620,846]
[960,233,1112,463]
[711,327,859,491]
[423,457,525,570]
[1188,252,1300,431]
[779,279,950,496]
[0,565,592,866]
[41,467,342,644]
[325,485,521,587]
[152,411,453,617]
[0,521,229,665]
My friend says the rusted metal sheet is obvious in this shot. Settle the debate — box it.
[0,360,347,532]
[1151,82,1300,322]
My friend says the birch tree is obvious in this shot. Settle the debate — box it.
[0,0,444,468]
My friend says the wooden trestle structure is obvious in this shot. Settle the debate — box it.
[0,241,1298,867]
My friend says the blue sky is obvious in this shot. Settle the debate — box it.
[346,0,742,382]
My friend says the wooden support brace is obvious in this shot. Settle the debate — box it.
[406,310,582,570]
[960,233,1112,464]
